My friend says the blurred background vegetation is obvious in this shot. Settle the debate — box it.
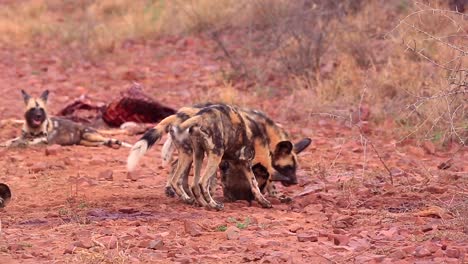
[0,0,465,146]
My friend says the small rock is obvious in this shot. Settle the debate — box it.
[135,226,148,236]
[297,233,318,242]
[288,224,304,233]
[21,253,34,259]
[388,249,406,260]
[89,158,105,166]
[45,144,62,156]
[73,238,93,249]
[30,162,48,173]
[413,246,432,257]
[137,239,151,248]
[303,204,323,214]
[64,245,77,254]
[96,236,118,249]
[422,225,433,232]
[127,172,139,181]
[148,239,164,250]
[98,170,113,181]
[184,220,202,237]
[446,248,460,258]
[226,226,240,240]
[330,234,350,246]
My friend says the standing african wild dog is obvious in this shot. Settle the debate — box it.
[0,90,130,148]
[161,107,311,202]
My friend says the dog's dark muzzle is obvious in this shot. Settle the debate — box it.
[25,108,46,128]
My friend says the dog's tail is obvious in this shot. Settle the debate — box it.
[0,183,11,208]
[127,115,178,172]
[170,115,203,144]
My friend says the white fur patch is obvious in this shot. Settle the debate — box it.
[127,140,148,172]
[161,137,175,167]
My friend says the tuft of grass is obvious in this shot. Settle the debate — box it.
[216,224,228,232]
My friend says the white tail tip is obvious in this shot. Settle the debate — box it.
[127,140,148,172]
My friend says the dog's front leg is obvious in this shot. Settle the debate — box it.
[243,163,272,208]
[199,153,224,210]
[27,136,48,145]
[0,137,27,147]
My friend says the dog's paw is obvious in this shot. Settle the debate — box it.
[279,195,293,203]
[165,186,176,198]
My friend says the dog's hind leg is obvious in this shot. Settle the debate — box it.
[166,159,192,198]
[191,145,209,207]
[81,132,129,148]
[199,153,224,210]
[165,160,178,197]
[170,152,195,205]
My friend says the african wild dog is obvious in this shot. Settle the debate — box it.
[161,107,311,202]
[0,183,11,234]
[220,161,270,204]
[0,183,11,208]
[0,90,130,148]
[169,104,273,209]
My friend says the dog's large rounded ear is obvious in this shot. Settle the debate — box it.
[274,141,293,156]
[294,138,312,154]
[0,183,11,208]
[40,90,49,103]
[21,90,31,104]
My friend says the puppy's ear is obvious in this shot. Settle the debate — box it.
[21,90,31,104]
[39,90,49,103]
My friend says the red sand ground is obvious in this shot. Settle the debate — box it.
[0,37,466,263]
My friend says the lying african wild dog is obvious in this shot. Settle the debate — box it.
[0,90,130,148]
[127,103,311,208]
[162,106,311,203]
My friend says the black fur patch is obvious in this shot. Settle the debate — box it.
[141,128,160,148]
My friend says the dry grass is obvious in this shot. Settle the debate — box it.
[0,0,164,56]
[0,0,465,144]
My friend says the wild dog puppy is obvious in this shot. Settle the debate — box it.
[0,90,129,148]
[169,104,273,210]
[220,161,270,204]
[0,183,11,208]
